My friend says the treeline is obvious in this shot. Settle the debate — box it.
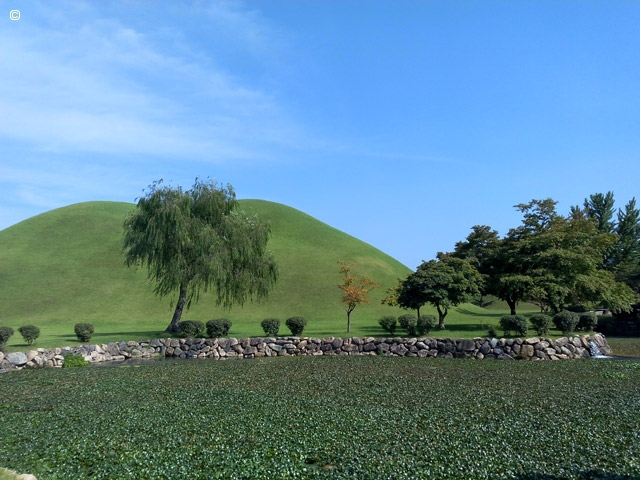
[385,192,639,328]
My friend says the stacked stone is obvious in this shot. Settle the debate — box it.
[0,333,612,371]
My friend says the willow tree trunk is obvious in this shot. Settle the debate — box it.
[166,283,188,333]
[506,298,517,315]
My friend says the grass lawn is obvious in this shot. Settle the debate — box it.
[606,337,640,357]
[1,356,639,479]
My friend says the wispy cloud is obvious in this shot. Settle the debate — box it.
[0,0,299,161]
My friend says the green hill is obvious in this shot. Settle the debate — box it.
[0,200,415,347]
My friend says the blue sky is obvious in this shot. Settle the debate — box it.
[1,1,639,269]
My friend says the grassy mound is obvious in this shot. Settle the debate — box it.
[0,200,414,346]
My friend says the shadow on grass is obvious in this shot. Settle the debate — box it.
[54,331,171,342]
[440,323,488,333]
[456,307,505,318]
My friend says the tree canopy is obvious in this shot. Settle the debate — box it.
[452,195,637,315]
[123,179,278,332]
[396,257,483,329]
[337,261,379,333]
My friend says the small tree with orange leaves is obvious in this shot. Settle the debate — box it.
[337,260,379,333]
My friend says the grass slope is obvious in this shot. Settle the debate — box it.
[0,200,414,347]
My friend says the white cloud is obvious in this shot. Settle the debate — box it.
[0,0,300,162]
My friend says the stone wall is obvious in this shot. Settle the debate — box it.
[0,333,611,371]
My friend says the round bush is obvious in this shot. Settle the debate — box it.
[398,314,418,336]
[74,323,94,343]
[416,315,436,336]
[18,325,40,345]
[0,326,14,350]
[553,311,579,335]
[261,318,280,336]
[285,316,307,336]
[206,318,232,338]
[529,313,552,336]
[178,320,205,338]
[378,316,397,336]
[499,315,528,337]
[578,312,598,332]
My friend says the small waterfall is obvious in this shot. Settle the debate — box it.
[589,340,608,358]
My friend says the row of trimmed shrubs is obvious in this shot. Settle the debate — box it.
[1,311,600,351]
[378,314,436,337]
[178,317,309,339]
[0,323,95,350]
[500,311,598,337]
[500,311,598,336]
[376,311,599,338]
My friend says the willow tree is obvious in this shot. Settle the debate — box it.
[123,179,278,333]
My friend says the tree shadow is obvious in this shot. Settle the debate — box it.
[53,331,170,342]
[441,323,488,333]
[456,307,503,318]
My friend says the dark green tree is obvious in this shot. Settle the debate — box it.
[397,257,483,329]
[451,225,500,306]
[613,198,640,290]
[123,179,278,333]
[584,191,616,234]
[501,199,634,313]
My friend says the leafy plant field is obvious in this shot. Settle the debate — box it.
[1,357,639,479]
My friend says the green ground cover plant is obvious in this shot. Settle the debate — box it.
[1,357,639,479]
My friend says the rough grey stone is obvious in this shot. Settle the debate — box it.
[7,352,28,366]
[521,345,534,357]
[363,342,377,352]
[461,339,476,351]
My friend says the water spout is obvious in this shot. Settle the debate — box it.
[588,340,609,358]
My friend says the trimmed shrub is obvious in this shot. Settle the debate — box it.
[529,313,552,336]
[63,353,89,368]
[578,312,598,332]
[18,325,40,345]
[499,315,528,337]
[416,315,436,336]
[74,323,94,343]
[0,326,14,350]
[488,325,498,338]
[285,316,307,336]
[179,320,205,338]
[553,311,579,335]
[261,318,280,336]
[206,318,232,338]
[398,314,418,336]
[378,316,397,336]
